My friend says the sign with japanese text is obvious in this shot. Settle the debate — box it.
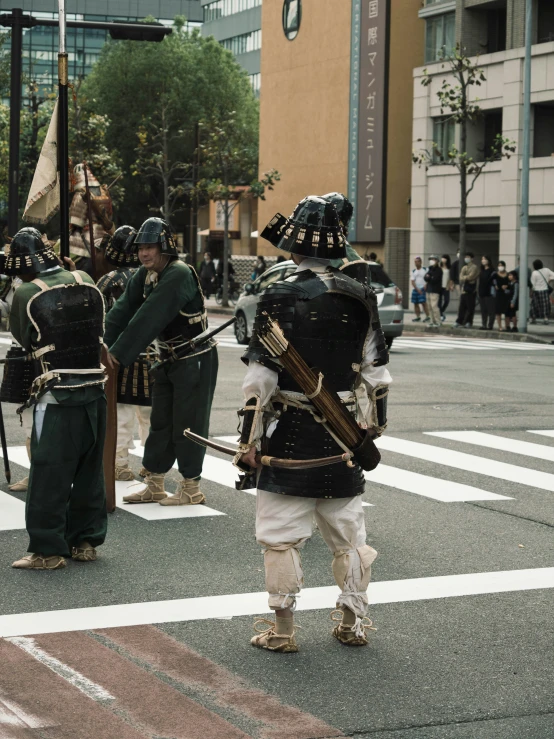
[348,0,389,243]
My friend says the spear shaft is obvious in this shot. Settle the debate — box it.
[58,0,70,261]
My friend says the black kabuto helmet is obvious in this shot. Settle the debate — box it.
[261,196,346,260]
[5,227,59,276]
[322,192,353,236]
[104,225,139,267]
[134,217,177,257]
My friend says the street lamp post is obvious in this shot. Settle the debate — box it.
[0,8,171,240]
[519,0,533,333]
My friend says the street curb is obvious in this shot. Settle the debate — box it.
[402,322,552,345]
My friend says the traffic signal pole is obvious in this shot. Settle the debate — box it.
[0,8,171,238]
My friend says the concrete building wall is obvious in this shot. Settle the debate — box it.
[257,0,424,257]
[411,40,554,271]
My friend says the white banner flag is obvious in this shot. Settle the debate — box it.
[23,99,60,224]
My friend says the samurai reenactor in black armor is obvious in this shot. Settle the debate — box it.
[322,191,372,283]
[7,228,107,570]
[104,218,218,506]
[96,226,152,481]
[236,196,392,652]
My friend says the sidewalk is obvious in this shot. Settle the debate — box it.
[404,313,554,344]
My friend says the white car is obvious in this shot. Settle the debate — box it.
[234,260,404,348]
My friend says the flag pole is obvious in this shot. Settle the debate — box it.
[58,0,70,261]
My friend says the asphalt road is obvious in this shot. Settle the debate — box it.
[0,323,553,738]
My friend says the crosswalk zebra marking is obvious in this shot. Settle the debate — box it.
[0,566,552,638]
[528,430,554,439]
[376,436,554,492]
[365,465,512,502]
[114,480,225,520]
[427,431,554,463]
[0,491,25,530]
[0,446,226,522]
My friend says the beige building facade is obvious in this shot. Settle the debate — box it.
[257,0,424,282]
[411,0,554,268]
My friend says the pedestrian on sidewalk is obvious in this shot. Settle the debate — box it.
[494,261,511,331]
[507,270,519,332]
[252,255,267,281]
[424,255,442,326]
[448,249,461,292]
[478,255,496,330]
[529,259,554,325]
[438,254,451,322]
[454,252,479,328]
[199,252,216,298]
[410,256,430,323]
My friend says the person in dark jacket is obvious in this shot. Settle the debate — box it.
[439,254,451,322]
[424,255,443,327]
[199,252,216,298]
[252,255,267,280]
[449,250,461,289]
[493,261,511,331]
[478,255,496,330]
[506,270,519,332]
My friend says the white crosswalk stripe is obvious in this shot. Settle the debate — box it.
[376,436,554,492]
[427,430,554,463]
[528,429,554,438]
[394,336,554,352]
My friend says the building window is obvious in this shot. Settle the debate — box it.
[533,103,554,157]
[425,12,455,62]
[432,117,455,163]
[249,72,261,94]
[204,0,262,23]
[282,0,301,41]
[537,0,554,44]
[486,8,506,53]
[221,29,262,55]
[482,110,503,160]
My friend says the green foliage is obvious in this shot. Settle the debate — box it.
[82,23,260,225]
[0,33,10,98]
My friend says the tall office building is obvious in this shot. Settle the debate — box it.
[0,0,203,99]
[201,0,262,94]
[412,0,554,267]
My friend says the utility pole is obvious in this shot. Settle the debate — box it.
[519,0,533,333]
[7,8,26,237]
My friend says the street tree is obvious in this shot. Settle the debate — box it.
[132,95,192,227]
[196,114,280,306]
[413,46,516,255]
[83,19,259,228]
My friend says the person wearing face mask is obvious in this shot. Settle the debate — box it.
[478,255,496,330]
[454,252,479,328]
[438,255,451,322]
[493,261,511,331]
[424,255,442,327]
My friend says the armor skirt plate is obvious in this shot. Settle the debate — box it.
[117,355,153,406]
[258,405,365,499]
